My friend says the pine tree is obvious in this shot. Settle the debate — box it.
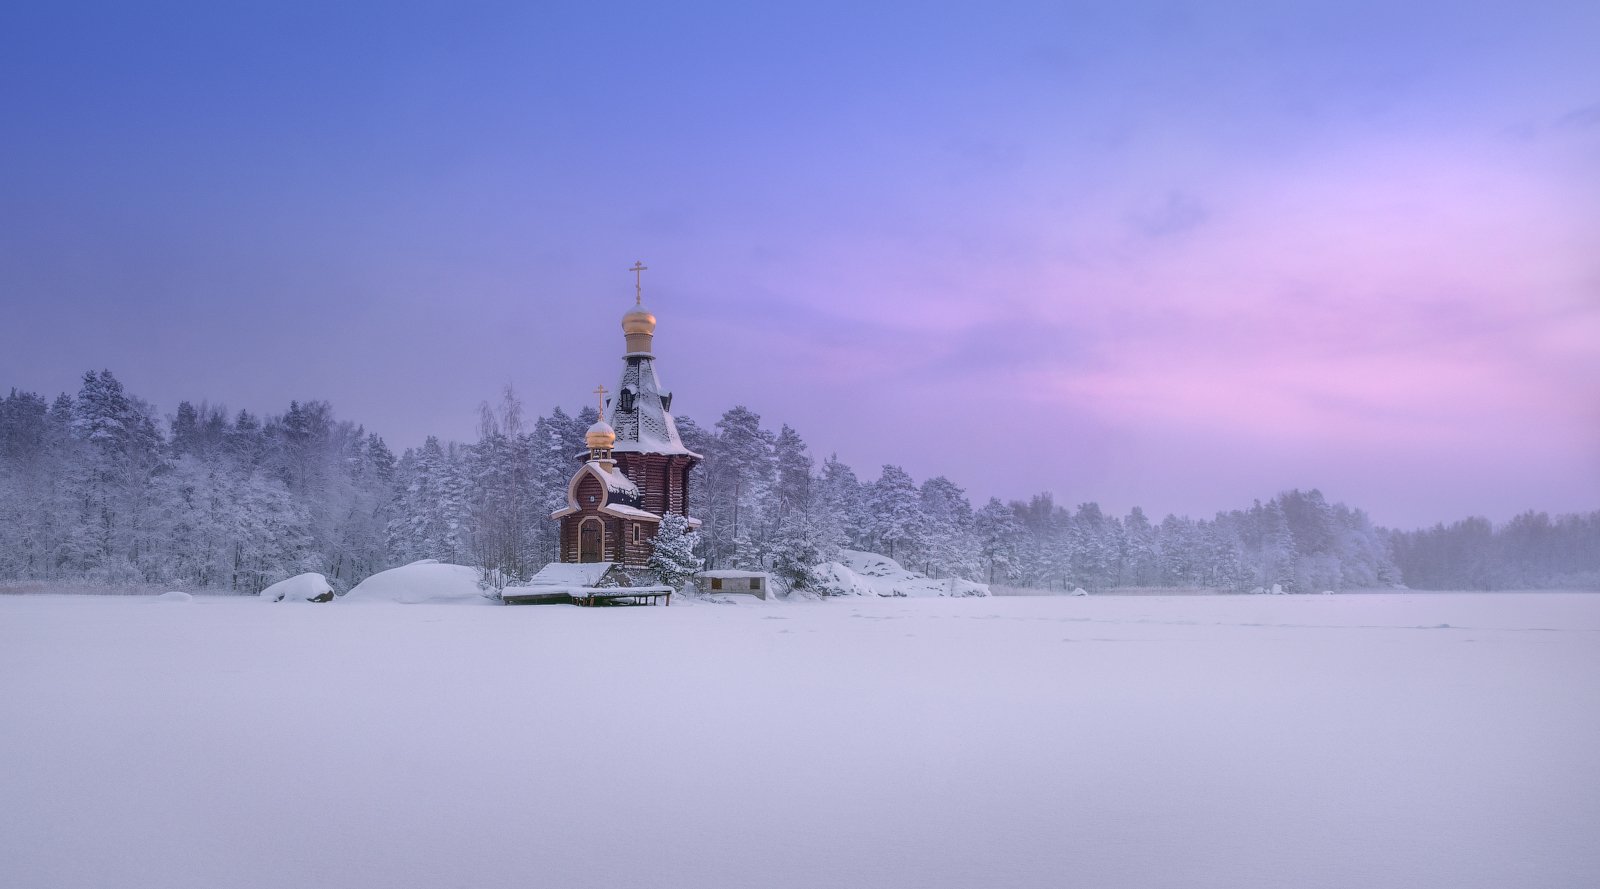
[1258,500,1298,592]
[772,425,813,517]
[974,497,1022,585]
[648,512,702,589]
[867,464,924,562]
[918,476,977,579]
[65,370,165,579]
[1203,519,1247,592]
[1068,502,1119,592]
[714,406,776,566]
[468,387,535,586]
[768,511,824,591]
[813,454,863,558]
[1121,506,1159,586]
[1159,514,1203,586]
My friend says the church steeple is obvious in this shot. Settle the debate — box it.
[609,261,694,457]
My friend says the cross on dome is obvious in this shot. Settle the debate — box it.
[585,383,617,453]
[629,261,647,306]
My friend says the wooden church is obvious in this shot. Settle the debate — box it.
[549,264,702,566]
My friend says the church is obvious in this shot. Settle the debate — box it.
[549,264,702,566]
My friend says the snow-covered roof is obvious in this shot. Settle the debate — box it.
[695,570,769,579]
[562,461,642,513]
[529,562,614,587]
[587,461,639,498]
[607,355,701,458]
[602,503,661,522]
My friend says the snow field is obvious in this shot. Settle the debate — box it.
[1,593,1597,889]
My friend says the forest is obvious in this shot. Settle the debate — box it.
[1,370,1595,594]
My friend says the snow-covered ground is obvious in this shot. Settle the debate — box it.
[2,592,1597,889]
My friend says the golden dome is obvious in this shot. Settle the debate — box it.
[585,420,616,450]
[622,305,656,336]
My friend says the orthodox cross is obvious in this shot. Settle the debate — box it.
[629,260,648,305]
[593,384,608,419]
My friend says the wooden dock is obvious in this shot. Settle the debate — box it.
[501,585,672,607]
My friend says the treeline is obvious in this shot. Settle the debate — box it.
[1390,513,1600,590]
[1,371,1594,592]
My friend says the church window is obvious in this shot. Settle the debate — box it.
[619,389,635,412]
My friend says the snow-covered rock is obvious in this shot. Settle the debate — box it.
[809,561,877,597]
[811,550,989,598]
[343,560,489,605]
[261,573,334,604]
[1071,587,1089,597]
[1271,583,1286,595]
[156,591,193,603]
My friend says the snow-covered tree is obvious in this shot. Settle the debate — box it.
[648,512,702,589]
[1257,500,1298,592]
[974,497,1022,585]
[867,464,923,562]
[2,367,1583,596]
[1121,506,1159,586]
[468,387,537,587]
[767,510,825,591]
[918,475,978,579]
[812,454,863,557]
[1069,502,1119,592]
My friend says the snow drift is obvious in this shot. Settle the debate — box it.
[261,573,334,604]
[812,550,989,598]
[342,560,489,605]
[7,593,1596,889]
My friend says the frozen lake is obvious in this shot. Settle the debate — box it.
[3,592,1597,889]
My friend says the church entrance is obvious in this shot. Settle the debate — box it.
[579,519,603,563]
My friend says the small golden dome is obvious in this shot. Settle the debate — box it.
[622,305,656,337]
[585,420,616,450]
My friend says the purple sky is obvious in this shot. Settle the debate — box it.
[2,2,1597,528]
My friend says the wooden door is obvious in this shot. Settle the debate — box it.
[580,520,602,563]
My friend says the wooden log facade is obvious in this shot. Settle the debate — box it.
[615,452,695,518]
